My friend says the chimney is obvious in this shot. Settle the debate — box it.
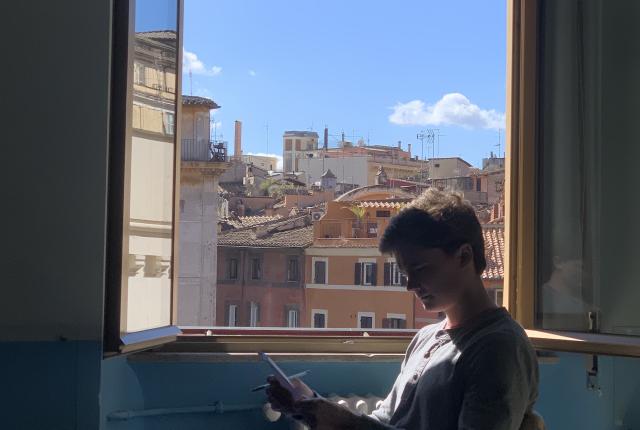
[234,120,242,160]
[324,127,328,150]
[397,140,402,149]
[408,143,412,157]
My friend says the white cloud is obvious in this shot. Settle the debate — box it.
[183,49,222,76]
[246,152,283,170]
[211,120,222,130]
[389,93,505,130]
[248,70,257,77]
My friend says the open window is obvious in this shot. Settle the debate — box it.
[104,0,183,354]
[506,0,640,356]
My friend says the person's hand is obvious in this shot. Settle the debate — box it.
[293,397,360,430]
[265,376,314,414]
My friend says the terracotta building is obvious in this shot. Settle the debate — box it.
[216,215,313,327]
[306,185,505,330]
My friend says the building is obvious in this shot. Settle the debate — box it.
[283,130,319,172]
[216,215,313,327]
[178,95,229,326]
[297,143,425,188]
[482,152,505,171]
[304,186,419,329]
[242,154,279,171]
[426,157,472,179]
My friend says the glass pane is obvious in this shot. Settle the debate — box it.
[538,0,640,334]
[124,0,178,333]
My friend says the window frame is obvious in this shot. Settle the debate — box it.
[311,309,328,328]
[505,0,640,357]
[357,312,375,329]
[287,256,299,282]
[103,0,184,356]
[312,257,328,285]
[287,308,300,328]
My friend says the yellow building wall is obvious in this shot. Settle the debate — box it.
[304,288,414,328]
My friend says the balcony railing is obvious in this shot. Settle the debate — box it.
[316,220,380,241]
[181,139,227,162]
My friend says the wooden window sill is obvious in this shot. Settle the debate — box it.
[526,329,640,358]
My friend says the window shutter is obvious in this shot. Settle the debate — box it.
[371,263,377,286]
[354,262,361,285]
[401,273,408,286]
[382,318,390,328]
[400,319,407,329]
[384,263,391,286]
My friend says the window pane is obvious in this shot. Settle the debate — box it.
[124,0,178,333]
[538,0,640,334]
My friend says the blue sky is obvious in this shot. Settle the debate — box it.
[182,0,506,168]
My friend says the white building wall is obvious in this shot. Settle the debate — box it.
[297,156,369,187]
[178,173,220,326]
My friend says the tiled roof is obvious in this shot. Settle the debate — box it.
[218,216,313,248]
[223,215,282,229]
[182,95,220,109]
[482,225,504,280]
[356,201,409,209]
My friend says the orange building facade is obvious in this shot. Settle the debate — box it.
[305,185,504,330]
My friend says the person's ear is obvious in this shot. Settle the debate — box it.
[458,244,473,268]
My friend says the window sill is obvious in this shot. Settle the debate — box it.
[526,329,640,358]
[128,351,406,363]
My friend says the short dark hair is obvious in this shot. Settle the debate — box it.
[379,189,486,274]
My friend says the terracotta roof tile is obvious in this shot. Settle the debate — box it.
[218,216,313,248]
[482,225,504,280]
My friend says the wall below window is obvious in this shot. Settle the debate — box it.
[97,350,640,430]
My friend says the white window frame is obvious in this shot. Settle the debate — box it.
[228,304,238,327]
[390,262,402,286]
[357,311,376,329]
[362,262,375,286]
[312,257,328,285]
[311,309,328,328]
[287,309,299,328]
[249,301,259,327]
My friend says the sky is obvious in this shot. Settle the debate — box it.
[181,0,507,169]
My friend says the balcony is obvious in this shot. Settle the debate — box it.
[181,139,227,162]
[315,220,381,247]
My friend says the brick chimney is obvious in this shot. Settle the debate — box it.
[234,120,242,160]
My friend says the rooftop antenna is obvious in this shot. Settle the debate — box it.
[494,129,503,157]
[189,69,193,96]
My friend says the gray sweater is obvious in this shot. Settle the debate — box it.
[369,307,539,430]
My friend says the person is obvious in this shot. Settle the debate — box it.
[267,189,539,430]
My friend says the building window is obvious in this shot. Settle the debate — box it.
[313,258,327,284]
[250,258,262,280]
[376,210,391,218]
[355,262,377,286]
[285,139,292,151]
[228,304,238,327]
[383,313,407,329]
[287,257,299,282]
[358,312,375,329]
[249,301,260,327]
[295,139,301,150]
[163,112,175,135]
[383,262,405,286]
[366,222,378,238]
[228,258,238,280]
[312,309,328,328]
[287,308,299,328]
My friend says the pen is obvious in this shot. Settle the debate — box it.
[251,370,310,392]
